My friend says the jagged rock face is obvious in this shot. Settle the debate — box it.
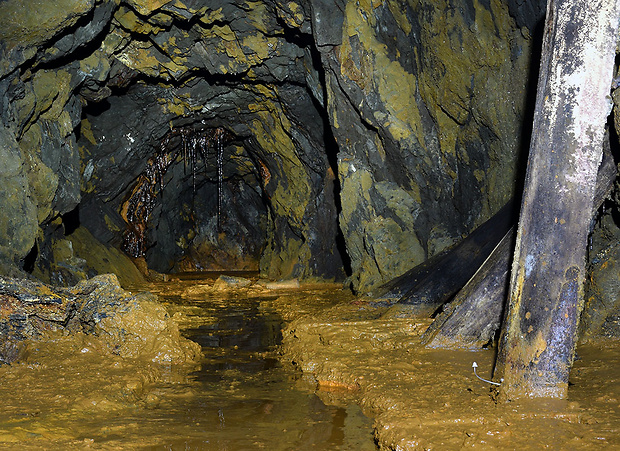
[0,0,546,291]
[318,0,538,290]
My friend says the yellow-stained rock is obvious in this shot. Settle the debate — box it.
[18,124,59,223]
[124,0,171,17]
[0,0,94,48]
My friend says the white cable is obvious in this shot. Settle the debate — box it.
[472,362,502,386]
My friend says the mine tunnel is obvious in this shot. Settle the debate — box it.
[22,34,347,285]
[0,0,551,292]
[77,80,345,281]
[2,0,620,448]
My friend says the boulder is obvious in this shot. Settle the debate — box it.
[0,273,201,365]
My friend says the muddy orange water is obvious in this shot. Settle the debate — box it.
[0,273,375,450]
[0,273,619,450]
[283,297,620,450]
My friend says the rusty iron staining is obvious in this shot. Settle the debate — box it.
[120,126,233,258]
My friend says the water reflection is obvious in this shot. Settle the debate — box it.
[0,276,376,450]
[184,297,282,378]
[145,277,377,450]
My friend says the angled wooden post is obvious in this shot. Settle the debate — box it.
[496,0,620,399]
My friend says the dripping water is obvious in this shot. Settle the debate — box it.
[120,126,233,258]
[216,129,224,233]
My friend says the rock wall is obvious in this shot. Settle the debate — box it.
[313,0,534,290]
[0,0,546,291]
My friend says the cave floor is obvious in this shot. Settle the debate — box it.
[0,274,376,450]
[282,296,620,450]
[1,274,618,450]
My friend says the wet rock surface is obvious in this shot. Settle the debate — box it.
[0,273,200,364]
[581,213,620,340]
[0,0,546,291]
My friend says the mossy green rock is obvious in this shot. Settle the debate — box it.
[0,126,38,267]
[0,0,544,291]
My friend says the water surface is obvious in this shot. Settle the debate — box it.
[0,273,377,450]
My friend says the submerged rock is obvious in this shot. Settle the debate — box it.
[182,283,213,298]
[259,278,301,290]
[0,273,201,364]
[212,274,253,290]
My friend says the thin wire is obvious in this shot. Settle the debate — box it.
[472,362,502,386]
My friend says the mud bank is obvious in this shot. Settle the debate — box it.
[0,273,201,365]
[282,299,620,450]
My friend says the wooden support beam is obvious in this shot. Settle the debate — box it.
[496,0,620,399]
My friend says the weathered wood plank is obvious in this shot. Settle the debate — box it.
[496,0,619,399]
[371,201,515,316]
[422,144,615,349]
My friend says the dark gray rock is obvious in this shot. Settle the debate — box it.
[0,124,38,269]
[39,119,81,214]
[506,0,547,32]
[38,0,119,65]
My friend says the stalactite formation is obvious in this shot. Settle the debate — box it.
[120,126,233,258]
